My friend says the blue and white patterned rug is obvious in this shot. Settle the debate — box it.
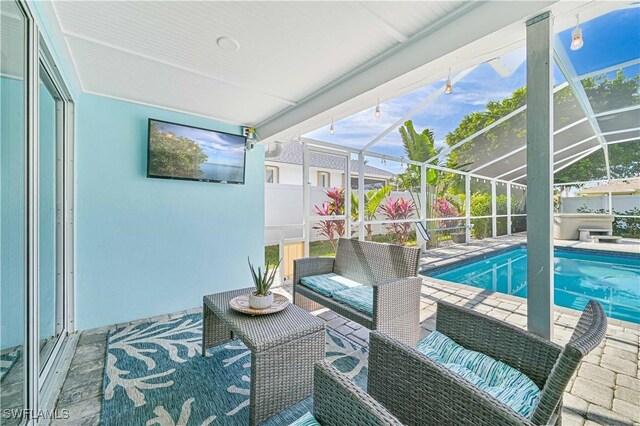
[0,348,20,382]
[101,314,368,425]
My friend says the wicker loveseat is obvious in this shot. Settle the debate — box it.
[293,238,422,345]
[364,300,608,426]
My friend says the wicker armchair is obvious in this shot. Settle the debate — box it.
[367,300,607,426]
[313,361,404,425]
[293,238,422,345]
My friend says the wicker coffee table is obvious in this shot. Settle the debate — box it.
[202,288,325,425]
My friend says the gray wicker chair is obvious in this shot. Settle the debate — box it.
[313,361,404,425]
[293,238,422,345]
[367,300,607,426]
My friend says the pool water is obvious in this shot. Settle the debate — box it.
[426,248,640,324]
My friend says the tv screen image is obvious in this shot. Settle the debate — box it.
[147,119,246,184]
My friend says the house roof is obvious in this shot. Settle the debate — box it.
[577,178,640,195]
[265,140,394,178]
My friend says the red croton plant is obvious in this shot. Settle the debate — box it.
[312,187,346,252]
[379,196,416,245]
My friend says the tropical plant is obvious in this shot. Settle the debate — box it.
[350,184,393,240]
[395,121,440,211]
[312,187,346,251]
[469,192,492,239]
[248,257,281,296]
[379,197,416,245]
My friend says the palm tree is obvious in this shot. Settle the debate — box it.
[350,185,392,240]
[396,120,441,212]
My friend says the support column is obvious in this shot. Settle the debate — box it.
[491,180,497,237]
[419,164,427,248]
[345,152,351,238]
[465,174,471,243]
[526,12,554,340]
[302,143,310,256]
[507,184,512,236]
[358,152,365,241]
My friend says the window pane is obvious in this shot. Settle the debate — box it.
[38,67,64,370]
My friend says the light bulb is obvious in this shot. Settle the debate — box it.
[445,67,453,95]
[297,131,302,144]
[570,15,583,51]
[570,27,583,51]
[375,98,381,118]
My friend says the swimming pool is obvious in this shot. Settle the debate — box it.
[424,247,640,324]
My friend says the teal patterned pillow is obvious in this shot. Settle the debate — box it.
[288,412,321,426]
[416,331,541,419]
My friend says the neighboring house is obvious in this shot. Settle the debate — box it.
[577,178,640,196]
[265,138,394,189]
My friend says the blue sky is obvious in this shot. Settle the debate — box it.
[155,121,245,166]
[305,6,639,171]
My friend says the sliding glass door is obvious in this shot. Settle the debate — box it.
[38,65,65,372]
[0,1,74,423]
[0,0,27,422]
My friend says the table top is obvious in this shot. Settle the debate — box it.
[204,288,325,352]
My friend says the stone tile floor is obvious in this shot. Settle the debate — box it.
[53,277,639,426]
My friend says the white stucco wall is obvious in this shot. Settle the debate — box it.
[560,195,639,214]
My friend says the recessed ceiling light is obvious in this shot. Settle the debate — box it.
[217,36,240,51]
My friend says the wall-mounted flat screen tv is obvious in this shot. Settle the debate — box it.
[147,119,246,184]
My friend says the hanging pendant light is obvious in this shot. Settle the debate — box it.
[381,155,387,165]
[570,15,584,51]
[329,117,335,135]
[297,130,302,145]
[375,98,381,118]
[445,67,453,95]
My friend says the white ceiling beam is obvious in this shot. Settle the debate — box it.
[553,37,611,181]
[360,67,475,152]
[357,2,408,43]
[256,1,558,142]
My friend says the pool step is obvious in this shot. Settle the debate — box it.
[591,235,622,244]
[579,228,612,242]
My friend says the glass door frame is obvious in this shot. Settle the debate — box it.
[15,0,75,423]
[36,46,75,385]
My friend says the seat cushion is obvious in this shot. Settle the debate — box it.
[288,412,321,426]
[416,331,541,419]
[332,286,373,316]
[299,273,364,297]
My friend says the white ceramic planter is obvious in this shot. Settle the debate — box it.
[249,291,274,309]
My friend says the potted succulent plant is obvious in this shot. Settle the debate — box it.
[247,257,281,309]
